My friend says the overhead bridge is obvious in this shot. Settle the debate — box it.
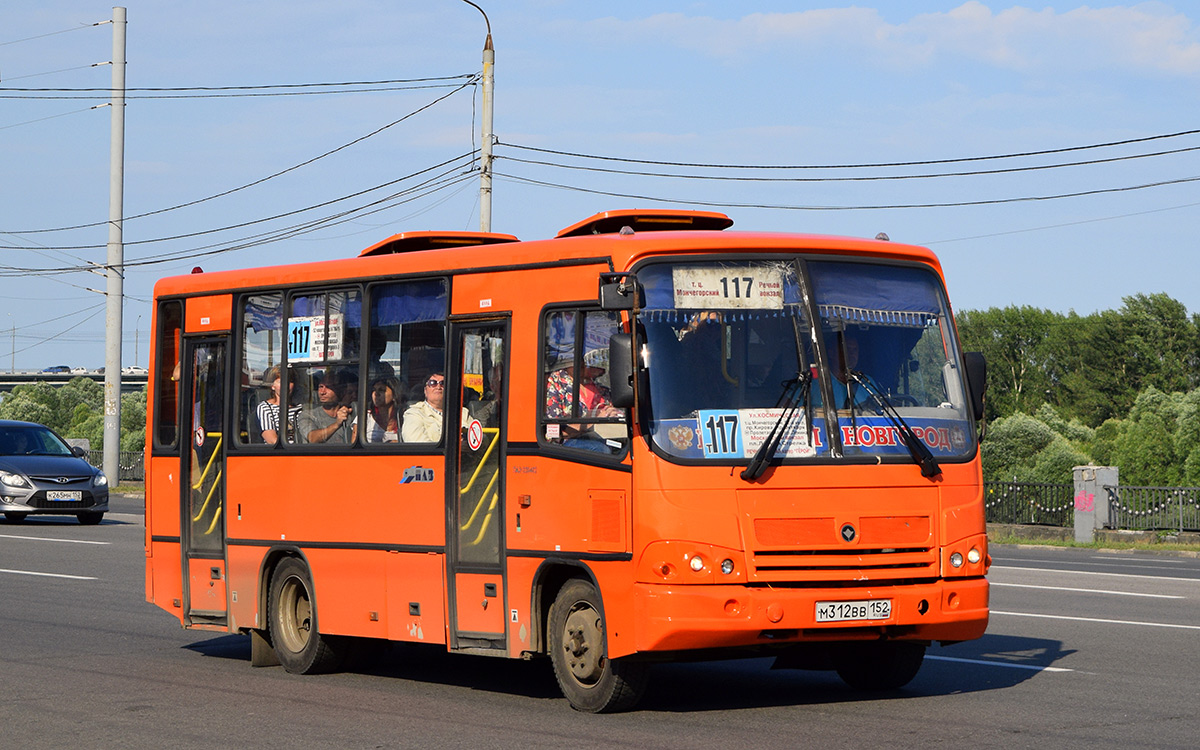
[0,372,147,397]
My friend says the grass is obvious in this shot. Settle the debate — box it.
[988,531,1200,554]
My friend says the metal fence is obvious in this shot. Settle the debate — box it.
[84,450,144,483]
[1105,485,1200,533]
[984,481,1075,527]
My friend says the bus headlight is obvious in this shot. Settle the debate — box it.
[689,555,705,572]
[720,559,735,575]
[949,552,964,568]
[967,547,982,564]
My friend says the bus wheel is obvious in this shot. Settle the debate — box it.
[548,578,648,713]
[836,641,925,691]
[268,557,345,675]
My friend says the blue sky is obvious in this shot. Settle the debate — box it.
[3,1,1199,369]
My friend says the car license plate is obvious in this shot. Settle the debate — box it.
[46,490,82,502]
[815,599,892,623]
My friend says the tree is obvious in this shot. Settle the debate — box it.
[0,377,144,454]
[957,306,1058,421]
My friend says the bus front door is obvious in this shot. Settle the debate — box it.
[447,321,508,651]
[181,338,229,628]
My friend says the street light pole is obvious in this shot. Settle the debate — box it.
[461,1,494,232]
[102,7,127,484]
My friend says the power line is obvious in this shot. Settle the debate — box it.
[496,143,1200,183]
[0,151,477,256]
[493,170,1200,211]
[499,128,1200,170]
[3,77,479,237]
[0,21,106,47]
[0,75,475,92]
[0,80,476,100]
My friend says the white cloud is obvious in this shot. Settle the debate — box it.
[577,3,1200,75]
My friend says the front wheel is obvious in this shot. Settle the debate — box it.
[77,511,104,525]
[548,579,648,713]
[836,641,926,691]
[4,512,28,523]
[268,557,345,674]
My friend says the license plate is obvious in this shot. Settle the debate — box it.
[46,491,81,502]
[815,599,892,623]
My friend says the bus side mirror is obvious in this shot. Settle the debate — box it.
[964,351,986,421]
[599,273,643,311]
[609,333,635,408]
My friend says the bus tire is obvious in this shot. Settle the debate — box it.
[548,578,648,713]
[836,641,925,691]
[268,557,345,675]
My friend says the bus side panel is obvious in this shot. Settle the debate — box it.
[505,457,631,557]
[385,552,448,645]
[505,557,539,658]
[305,548,389,639]
[146,455,183,622]
[224,455,446,550]
[226,544,267,632]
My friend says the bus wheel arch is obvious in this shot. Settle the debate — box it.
[546,576,648,713]
[266,554,346,674]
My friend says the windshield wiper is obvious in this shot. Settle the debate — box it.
[846,371,941,479]
[740,370,811,482]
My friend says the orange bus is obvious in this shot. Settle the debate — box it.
[145,209,989,712]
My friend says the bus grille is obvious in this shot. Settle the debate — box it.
[750,546,936,582]
[749,515,937,582]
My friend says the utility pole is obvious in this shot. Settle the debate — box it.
[102,6,126,484]
[462,1,494,232]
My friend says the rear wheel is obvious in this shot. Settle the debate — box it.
[4,512,28,523]
[268,557,345,674]
[77,511,104,525]
[836,641,926,691]
[548,578,648,713]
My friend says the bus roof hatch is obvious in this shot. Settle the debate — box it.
[358,231,520,257]
[555,209,734,238]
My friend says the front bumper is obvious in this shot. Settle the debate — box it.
[0,489,109,515]
[633,577,988,654]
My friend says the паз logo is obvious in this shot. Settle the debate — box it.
[840,523,857,542]
[401,467,435,484]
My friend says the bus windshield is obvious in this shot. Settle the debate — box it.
[639,257,976,464]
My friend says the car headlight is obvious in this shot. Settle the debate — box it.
[1,470,31,489]
[93,472,108,488]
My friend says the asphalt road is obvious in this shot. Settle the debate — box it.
[2,497,1198,749]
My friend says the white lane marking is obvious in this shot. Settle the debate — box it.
[0,533,110,545]
[990,565,1200,583]
[1091,555,1188,565]
[990,582,1183,599]
[926,655,1073,672]
[0,568,97,580]
[992,610,1200,631]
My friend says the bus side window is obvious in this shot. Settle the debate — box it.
[238,292,285,446]
[152,300,183,451]
[540,308,627,455]
[366,279,449,445]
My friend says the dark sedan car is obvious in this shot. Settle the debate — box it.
[0,420,109,524]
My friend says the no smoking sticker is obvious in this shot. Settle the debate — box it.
[467,419,484,451]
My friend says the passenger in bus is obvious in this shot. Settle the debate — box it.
[257,365,301,444]
[402,373,447,443]
[365,374,402,443]
[298,367,356,444]
[545,350,622,452]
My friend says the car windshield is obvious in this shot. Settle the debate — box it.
[639,258,977,464]
[0,426,74,457]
